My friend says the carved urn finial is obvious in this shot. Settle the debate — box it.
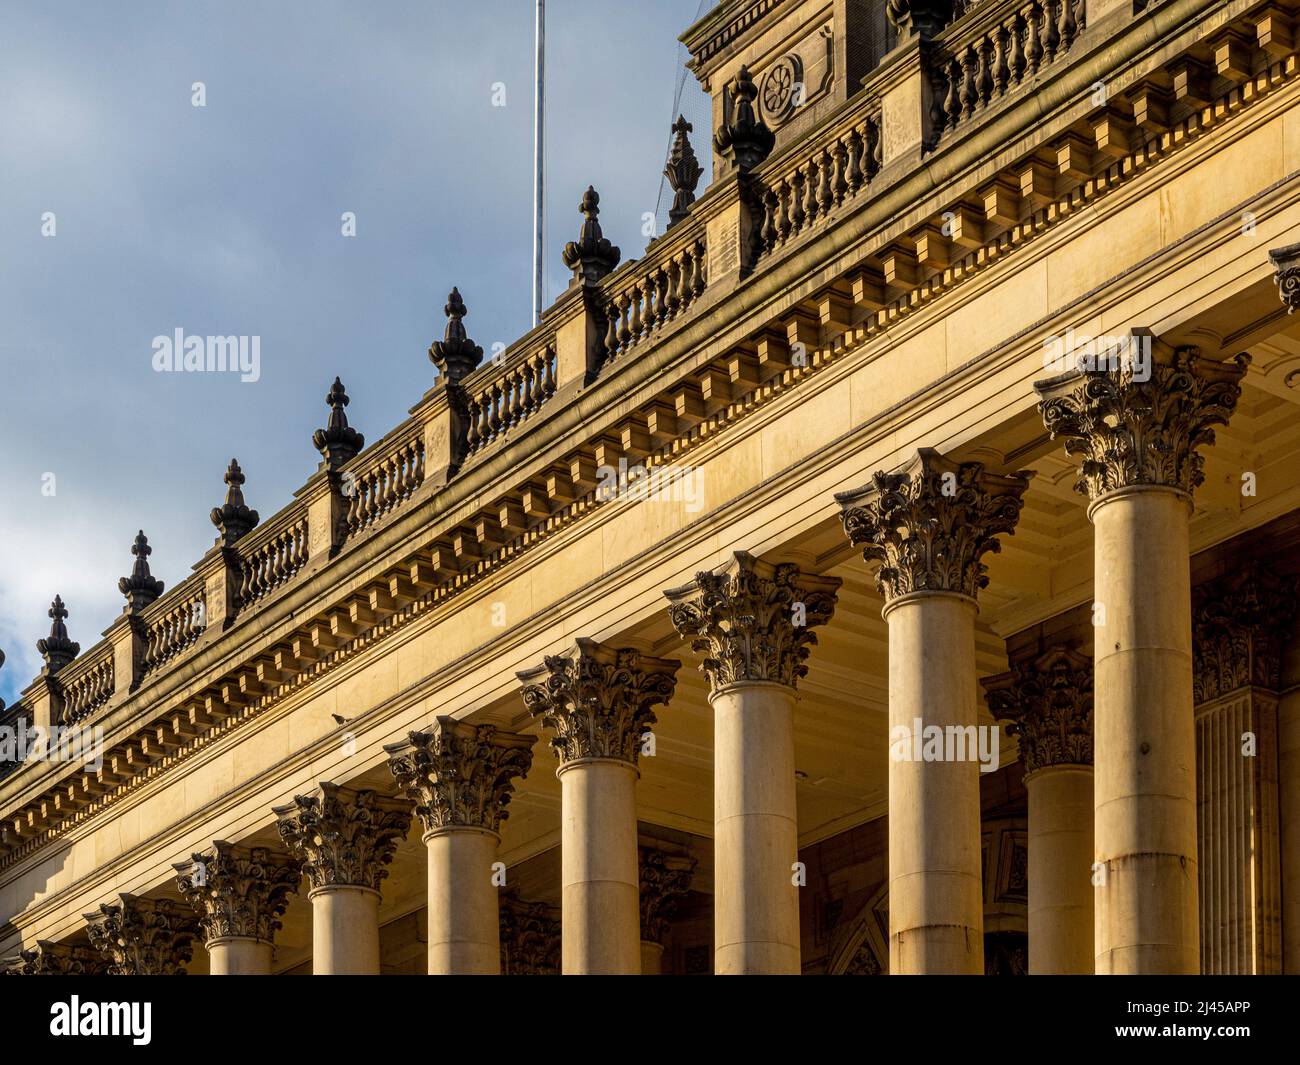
[886,0,956,39]
[118,530,165,611]
[665,115,703,229]
[37,594,80,674]
[210,459,260,546]
[428,287,484,385]
[313,376,365,467]
[713,66,775,173]
[561,186,621,286]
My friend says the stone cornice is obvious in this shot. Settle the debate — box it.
[837,449,1031,603]
[385,718,534,837]
[983,646,1093,777]
[83,894,199,976]
[173,840,302,945]
[273,783,411,892]
[517,639,680,766]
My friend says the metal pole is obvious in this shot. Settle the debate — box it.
[532,0,545,326]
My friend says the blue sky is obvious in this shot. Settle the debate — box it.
[0,0,714,704]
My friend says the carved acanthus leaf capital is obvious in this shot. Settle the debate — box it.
[4,941,110,976]
[983,646,1093,777]
[173,840,302,944]
[1192,567,1299,703]
[273,782,412,892]
[517,638,679,766]
[1034,340,1248,503]
[665,551,840,695]
[83,894,199,976]
[836,449,1031,603]
[1268,242,1300,312]
[639,847,697,945]
[386,718,534,836]
[499,894,561,975]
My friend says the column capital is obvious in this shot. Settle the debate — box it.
[385,717,535,837]
[3,940,110,976]
[173,840,302,945]
[499,894,561,975]
[1192,567,1299,704]
[1268,242,1300,311]
[1035,340,1248,505]
[639,846,697,945]
[83,894,199,975]
[664,551,840,695]
[983,646,1093,777]
[836,449,1031,604]
[273,782,411,893]
[517,637,680,766]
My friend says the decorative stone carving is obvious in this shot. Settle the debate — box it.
[385,717,534,836]
[313,376,365,467]
[1034,344,1249,502]
[886,0,956,39]
[499,894,561,975]
[664,116,703,228]
[760,54,804,124]
[3,940,110,976]
[1192,568,1298,704]
[836,449,1031,603]
[273,782,412,892]
[517,637,679,766]
[714,65,775,172]
[562,187,621,286]
[83,894,199,975]
[210,458,260,546]
[1268,242,1300,312]
[428,287,484,385]
[639,846,696,944]
[983,646,1093,777]
[118,530,165,611]
[37,595,79,674]
[173,840,302,945]
[665,551,840,694]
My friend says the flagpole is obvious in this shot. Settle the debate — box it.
[532,0,545,326]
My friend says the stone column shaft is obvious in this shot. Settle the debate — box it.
[310,885,381,974]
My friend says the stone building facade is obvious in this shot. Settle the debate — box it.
[4,0,1300,976]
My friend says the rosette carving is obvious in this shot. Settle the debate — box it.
[1035,342,1248,502]
[836,450,1030,603]
[83,894,199,975]
[386,718,534,836]
[174,840,302,944]
[983,646,1093,777]
[665,551,840,694]
[273,782,411,892]
[517,638,679,766]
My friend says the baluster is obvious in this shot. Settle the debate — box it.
[1010,14,1027,84]
[803,160,819,226]
[961,47,978,119]
[615,292,632,352]
[544,349,556,397]
[626,283,642,344]
[977,37,994,109]
[603,304,619,359]
[817,148,834,215]
[944,59,962,129]
[1061,0,1078,49]
[994,26,1010,96]
[692,239,706,298]
[1043,0,1060,61]
[1026,4,1043,74]
[773,180,791,243]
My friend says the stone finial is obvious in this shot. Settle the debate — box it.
[665,551,840,695]
[1035,343,1249,504]
[639,846,697,945]
[1192,567,1299,704]
[517,637,679,766]
[313,377,365,467]
[386,718,535,837]
[1268,242,1300,312]
[983,646,1093,778]
[836,450,1032,604]
[37,595,79,674]
[273,782,412,892]
[713,66,775,173]
[3,940,110,976]
[174,841,302,946]
[561,187,621,286]
[428,287,484,385]
[665,116,703,229]
[210,459,260,546]
[83,894,199,976]
[118,530,165,611]
[886,0,956,39]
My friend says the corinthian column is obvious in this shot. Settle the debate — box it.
[386,718,534,974]
[174,841,302,974]
[1036,340,1248,974]
[274,782,411,975]
[84,894,200,975]
[666,552,840,975]
[984,647,1094,974]
[518,638,680,974]
[838,449,1031,974]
